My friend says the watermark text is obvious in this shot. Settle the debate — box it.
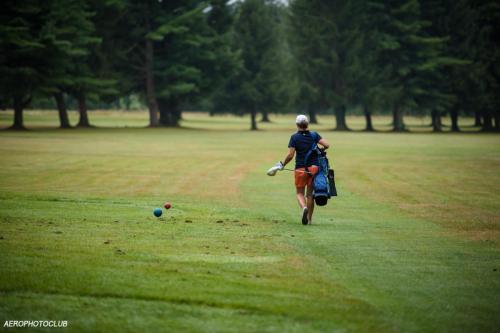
[4,320,68,328]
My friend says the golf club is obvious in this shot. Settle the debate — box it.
[282,168,312,174]
[267,165,312,176]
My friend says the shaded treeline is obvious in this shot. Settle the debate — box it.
[0,0,498,131]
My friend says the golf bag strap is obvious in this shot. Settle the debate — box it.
[304,131,319,169]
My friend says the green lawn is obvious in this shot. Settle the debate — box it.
[0,111,499,332]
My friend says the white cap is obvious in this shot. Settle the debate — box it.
[295,114,309,126]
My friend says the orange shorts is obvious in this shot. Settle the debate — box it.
[294,165,319,188]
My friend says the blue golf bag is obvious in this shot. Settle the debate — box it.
[304,132,337,206]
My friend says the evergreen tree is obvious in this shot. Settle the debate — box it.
[259,2,295,123]
[0,0,51,129]
[289,0,335,127]
[418,0,470,132]
[343,0,386,131]
[116,0,231,127]
[155,1,233,126]
[114,0,168,127]
[442,0,472,131]
[86,0,127,110]
[371,0,452,131]
[290,0,366,131]
[465,0,500,131]
[325,0,361,131]
[207,0,233,34]
[44,0,104,128]
[217,0,284,130]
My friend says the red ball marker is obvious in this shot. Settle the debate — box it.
[164,202,172,209]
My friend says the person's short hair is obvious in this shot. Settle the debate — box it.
[295,114,309,129]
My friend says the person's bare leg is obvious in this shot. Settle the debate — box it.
[296,187,306,209]
[306,186,314,224]
[297,186,309,225]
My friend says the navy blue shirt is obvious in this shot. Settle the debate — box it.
[288,130,322,169]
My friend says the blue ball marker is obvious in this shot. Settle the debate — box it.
[153,208,162,217]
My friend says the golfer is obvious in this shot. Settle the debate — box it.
[280,115,330,225]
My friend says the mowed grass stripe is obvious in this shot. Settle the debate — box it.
[0,292,360,333]
[0,196,393,332]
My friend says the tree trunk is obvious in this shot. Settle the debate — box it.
[10,96,26,130]
[145,38,159,127]
[482,113,494,131]
[364,104,374,131]
[474,111,482,127]
[334,105,349,131]
[308,107,318,124]
[494,113,500,131]
[431,109,442,132]
[158,99,180,127]
[450,106,460,132]
[76,91,91,127]
[392,104,405,132]
[250,108,257,130]
[260,110,270,122]
[54,92,71,128]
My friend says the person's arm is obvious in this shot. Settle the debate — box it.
[282,147,295,167]
[318,138,330,149]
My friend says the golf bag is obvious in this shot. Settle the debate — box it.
[304,132,337,206]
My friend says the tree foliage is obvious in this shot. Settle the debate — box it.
[1,0,499,132]
[213,0,289,130]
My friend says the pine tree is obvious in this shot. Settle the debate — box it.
[289,0,366,131]
[112,0,166,127]
[42,0,106,128]
[258,2,294,123]
[0,0,50,129]
[418,0,470,132]
[344,0,386,131]
[115,0,230,127]
[464,0,500,131]
[218,0,283,130]
[371,0,454,132]
[289,0,335,128]
[155,1,232,126]
[86,0,127,114]
[326,1,361,131]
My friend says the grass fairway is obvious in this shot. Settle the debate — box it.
[0,111,499,332]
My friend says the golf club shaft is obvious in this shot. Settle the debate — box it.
[283,168,312,175]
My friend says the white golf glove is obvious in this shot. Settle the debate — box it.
[267,161,284,176]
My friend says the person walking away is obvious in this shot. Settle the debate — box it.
[273,115,330,225]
